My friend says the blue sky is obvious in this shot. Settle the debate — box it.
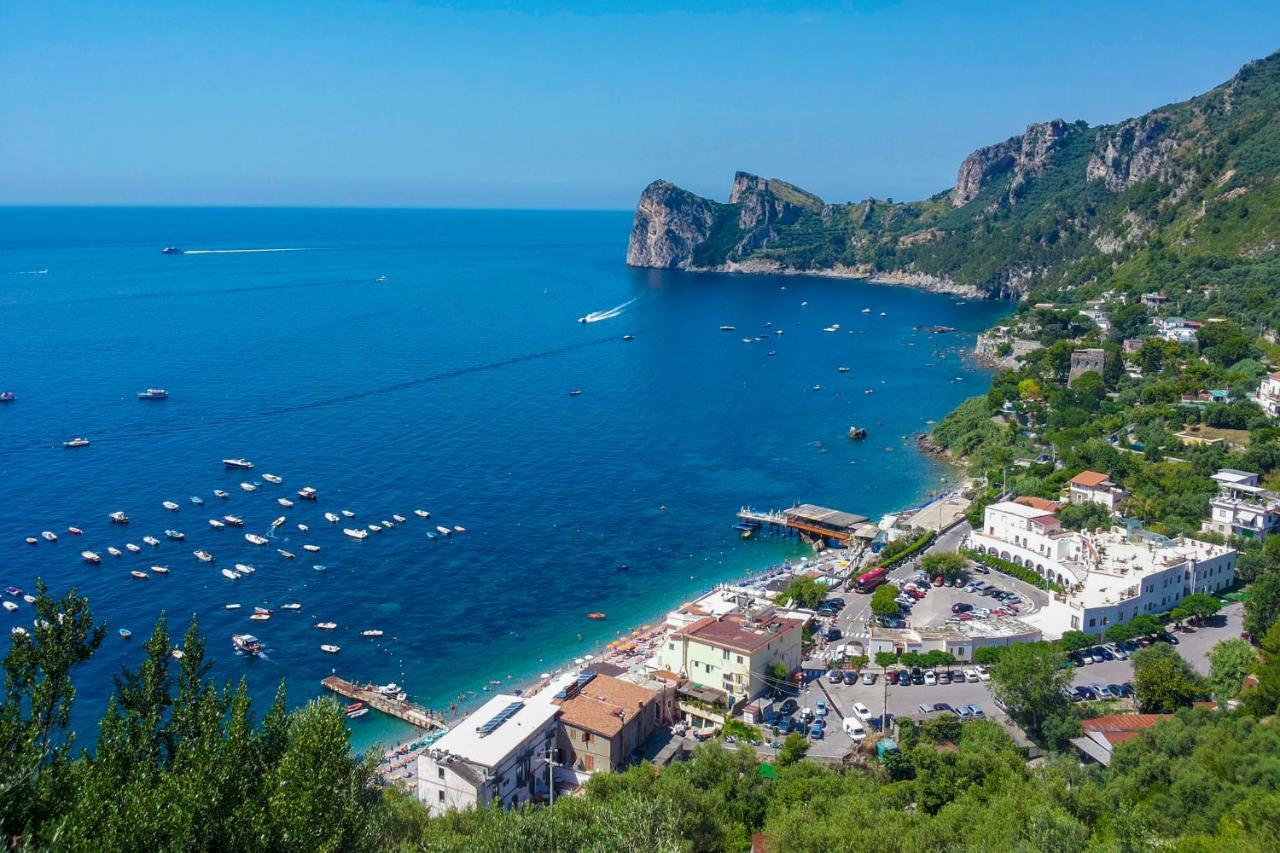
[2,0,1277,208]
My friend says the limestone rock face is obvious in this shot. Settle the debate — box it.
[1087,115,1178,191]
[625,180,719,269]
[951,119,1072,207]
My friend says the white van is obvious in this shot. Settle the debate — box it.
[842,716,867,741]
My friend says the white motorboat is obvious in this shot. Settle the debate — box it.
[360,629,384,638]
[222,458,253,469]
[22,595,35,604]
[270,516,285,528]
[64,437,91,448]
[297,487,318,501]
[297,523,309,532]
[24,537,37,545]
[245,534,269,546]
[414,509,430,518]
[125,543,141,553]
[234,563,255,575]
[343,528,368,540]
[220,569,238,580]
[109,511,129,525]
[190,496,204,505]
[107,546,122,557]
[240,483,257,492]
[69,526,83,535]
[324,512,340,523]
[193,550,214,563]
[162,501,180,511]
[143,536,160,546]
[262,473,283,484]
[3,601,19,612]
[250,613,270,622]
[209,519,226,529]
[453,525,466,533]
[150,565,169,575]
[232,633,263,654]
[315,622,337,630]
[321,644,340,654]
[277,498,294,507]
[81,550,101,564]
[367,524,382,533]
[213,490,229,499]
[381,520,394,528]
[222,515,244,527]
[225,603,241,610]
[277,549,295,559]
[436,526,451,536]
[392,514,407,523]
[280,603,301,611]
[130,570,148,580]
[41,530,57,542]
[171,650,185,660]
[340,509,354,518]
[302,544,320,553]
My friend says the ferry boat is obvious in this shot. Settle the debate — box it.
[68,526,82,535]
[262,473,283,484]
[315,622,337,630]
[222,458,254,469]
[213,490,229,499]
[321,644,340,654]
[245,534,269,545]
[343,528,368,540]
[360,629,384,638]
[143,535,160,546]
[277,498,294,507]
[164,529,185,540]
[209,519,226,529]
[190,496,204,505]
[297,487,318,501]
[414,509,430,518]
[107,546,122,557]
[162,501,179,511]
[161,247,184,255]
[40,530,57,542]
[435,525,451,536]
[234,563,255,575]
[109,511,129,524]
[220,569,238,580]
[130,571,148,580]
[240,483,257,492]
[118,628,132,639]
[193,550,214,563]
[222,515,244,526]
[277,549,295,559]
[232,634,263,655]
[324,512,340,523]
[341,509,355,518]
[63,437,90,448]
[137,388,168,400]
[150,565,169,574]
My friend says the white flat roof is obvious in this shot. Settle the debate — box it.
[430,673,574,769]
[989,501,1054,519]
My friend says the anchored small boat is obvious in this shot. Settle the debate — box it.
[223,458,254,470]
[240,482,257,492]
[414,509,430,518]
[63,437,90,448]
[193,550,214,563]
[162,500,180,511]
[321,644,340,654]
[137,388,168,400]
[324,512,340,523]
[213,490,229,499]
[118,628,132,639]
[341,509,355,518]
[277,549,295,559]
[367,524,382,533]
[225,603,241,610]
[360,629,384,638]
[393,514,407,523]
[232,633,262,655]
[250,613,270,622]
[277,498,294,507]
[125,543,141,553]
[436,525,451,536]
[130,570,148,580]
[280,603,301,611]
[586,612,606,620]
[343,528,368,540]
[41,530,57,542]
[150,565,169,575]
[302,544,320,553]
[142,535,160,546]
[223,515,244,527]
[3,601,18,612]
[24,537,37,545]
[848,426,868,440]
[171,650,185,660]
[453,525,466,533]
[164,529,185,540]
[68,526,82,535]
[234,563,255,575]
[315,622,337,630]
[220,568,238,580]
[262,473,283,484]
[209,518,226,529]
[346,707,368,719]
[270,516,286,528]
[245,534,269,545]
[109,511,129,524]
[107,546,122,557]
[381,520,394,529]
[190,496,204,505]
[297,523,309,532]
[297,487,318,501]
[81,550,101,564]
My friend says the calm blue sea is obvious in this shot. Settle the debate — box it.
[0,207,1007,751]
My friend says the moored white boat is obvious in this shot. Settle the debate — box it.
[280,603,301,611]
[107,546,121,557]
[297,487,318,501]
[453,525,466,533]
[277,498,294,507]
[130,570,148,580]
[360,629,384,638]
[414,509,430,518]
[213,490,229,499]
[250,613,270,622]
[321,644,340,654]
[381,520,394,528]
[262,473,282,484]
[340,509,355,517]
[324,512,340,523]
[392,514,406,523]
[240,482,257,492]
[150,565,169,574]
[277,549,295,558]
[270,516,285,528]
[315,622,337,630]
[220,568,238,580]
[223,515,244,526]
[222,458,253,469]
[367,524,382,533]
[109,511,129,524]
[41,530,57,542]
[164,529,185,540]
[245,534,269,545]
[436,525,451,536]
[190,496,204,505]
[343,528,368,540]
[232,633,262,654]
[225,603,241,610]
[209,518,226,529]
[297,523,309,532]
[193,550,214,563]
[68,526,82,535]
[302,544,320,553]
[25,537,37,545]
[234,563,255,575]
[81,550,101,564]
[162,501,180,511]
[143,536,160,546]
[3,601,19,612]
[126,543,141,552]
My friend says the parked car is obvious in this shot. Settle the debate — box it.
[951,602,974,614]
[809,723,824,740]
[958,613,974,621]
[1114,682,1135,698]
[1075,686,1098,701]
[1093,646,1115,661]
[918,703,933,715]
[924,671,937,685]
[861,671,876,685]
[843,670,858,686]
[1093,683,1114,699]
[975,665,990,681]
[780,699,798,714]
[828,669,843,683]
[852,702,872,721]
[1158,632,1179,646]
[778,717,795,734]
[886,670,898,685]
[963,668,979,682]
[933,576,945,587]
[844,718,867,741]
[897,670,911,686]
[937,671,952,685]
[823,627,843,641]
[932,703,954,715]
[966,703,985,718]
[956,705,973,719]
[815,700,829,717]
[1107,643,1129,660]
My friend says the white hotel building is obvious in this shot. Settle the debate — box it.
[967,501,1236,638]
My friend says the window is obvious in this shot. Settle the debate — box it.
[438,791,445,803]
[437,768,445,780]
[736,655,743,664]
[1087,618,1096,628]
[722,649,729,660]
[582,731,591,744]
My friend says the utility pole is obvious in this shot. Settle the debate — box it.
[546,745,560,805]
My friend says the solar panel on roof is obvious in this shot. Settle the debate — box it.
[554,670,597,701]
[476,701,524,737]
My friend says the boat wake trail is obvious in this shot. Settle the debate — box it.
[577,297,636,324]
[180,248,314,255]
[0,327,654,455]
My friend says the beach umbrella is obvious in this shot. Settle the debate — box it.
[540,673,550,679]
[584,654,594,660]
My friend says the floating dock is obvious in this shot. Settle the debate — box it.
[736,503,876,545]
[321,675,445,730]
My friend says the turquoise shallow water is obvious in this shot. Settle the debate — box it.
[0,207,1007,751]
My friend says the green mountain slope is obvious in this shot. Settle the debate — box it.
[627,50,1280,318]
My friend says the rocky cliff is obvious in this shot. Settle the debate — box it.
[626,50,1280,300]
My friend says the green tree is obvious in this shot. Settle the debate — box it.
[1244,570,1280,640]
[1207,638,1257,702]
[1171,593,1221,626]
[989,642,1071,743]
[1056,501,1114,531]
[1057,631,1096,652]
[921,552,968,581]
[776,732,809,766]
[1132,643,1202,712]
[777,576,827,609]
[874,651,900,671]
[1104,622,1136,644]
[1243,623,1280,718]
[870,584,901,617]
[973,646,1006,666]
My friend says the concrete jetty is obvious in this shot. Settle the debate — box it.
[321,674,445,730]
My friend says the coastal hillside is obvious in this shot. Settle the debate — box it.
[627,50,1280,301]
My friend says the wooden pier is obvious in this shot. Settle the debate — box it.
[737,503,873,545]
[322,675,445,730]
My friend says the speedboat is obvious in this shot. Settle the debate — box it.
[3,601,18,612]
[232,634,262,655]
[24,537,37,545]
[143,536,160,546]
[220,569,238,580]
[164,529,185,540]
[81,550,101,564]
[270,516,285,528]
[312,564,327,572]
[107,546,122,557]
[130,571,148,580]
[208,519,226,529]
[118,628,132,639]
[137,388,168,400]
[861,308,871,314]
[249,613,270,622]
[245,534,268,546]
[277,549,295,559]
[193,550,214,563]
[222,515,244,527]
[321,644,340,654]
[453,525,466,533]
[5,587,21,597]
[161,247,184,255]
[302,544,320,553]
[0,391,13,402]
[262,473,283,484]
[234,563,255,575]
[622,334,634,341]
[125,543,141,553]
[277,498,294,507]
[568,390,582,397]
[68,527,82,535]
[837,366,851,373]
[222,458,254,470]
[190,496,204,505]
[41,530,57,542]
[343,528,367,540]
[297,523,309,532]
[346,708,368,719]
[315,621,337,630]
[719,325,735,331]
[109,511,129,524]
[367,524,382,533]
[162,501,179,511]
[213,490,229,499]
[436,525,451,536]
[296,487,318,501]
[150,565,169,575]
[240,483,257,492]
[63,437,90,448]
[377,683,401,696]
[280,603,301,611]
[324,512,340,523]
[253,606,272,615]
[340,509,355,518]
[392,514,407,523]
[413,509,430,518]
[381,520,394,529]
[360,629,384,638]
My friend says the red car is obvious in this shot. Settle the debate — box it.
[933,576,944,587]
[958,612,974,621]
[886,670,899,685]
[907,588,926,600]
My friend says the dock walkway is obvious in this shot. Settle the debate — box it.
[322,674,445,730]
